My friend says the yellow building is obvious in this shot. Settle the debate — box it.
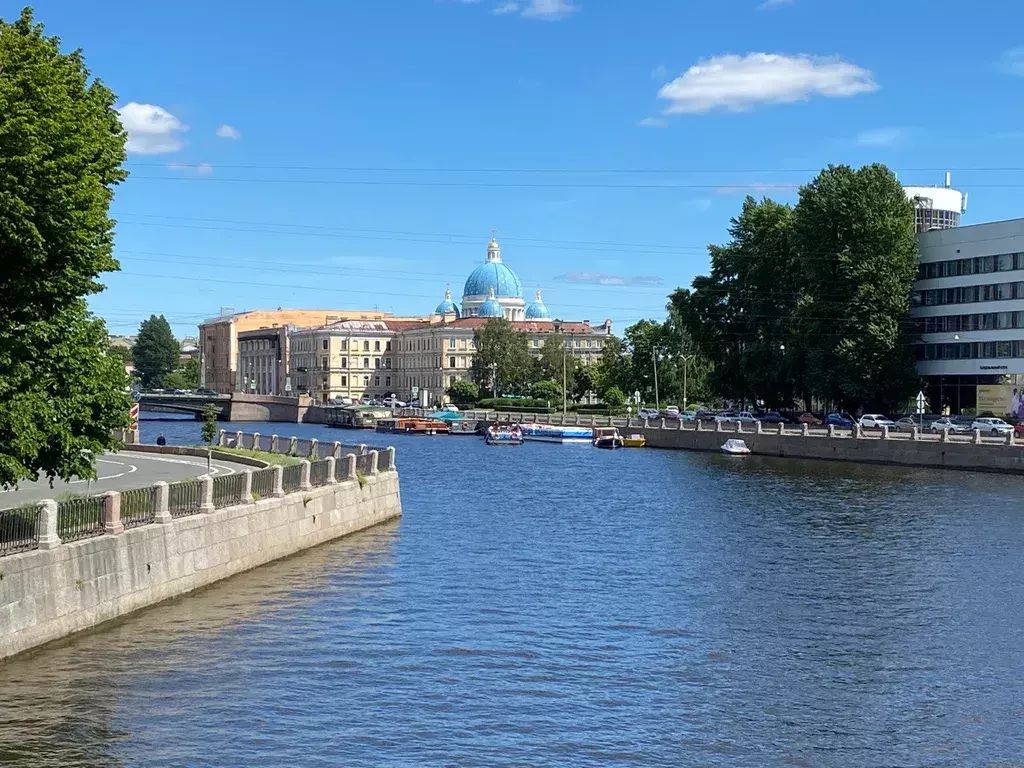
[199,308,407,395]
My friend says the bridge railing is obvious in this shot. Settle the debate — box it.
[217,431,392,461]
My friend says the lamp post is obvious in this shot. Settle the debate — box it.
[652,347,660,411]
[680,353,695,411]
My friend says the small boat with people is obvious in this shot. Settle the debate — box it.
[520,423,593,444]
[720,438,751,456]
[447,418,480,435]
[485,424,524,446]
[592,427,625,450]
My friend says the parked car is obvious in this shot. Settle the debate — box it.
[797,412,822,427]
[971,417,1013,436]
[758,411,787,425]
[383,396,406,408]
[660,409,681,420]
[638,408,660,420]
[825,413,855,429]
[892,416,918,433]
[442,404,460,412]
[716,411,758,425]
[858,414,895,430]
[359,395,373,405]
[196,387,219,396]
[1015,423,1024,438]
[930,417,971,434]
[337,396,355,406]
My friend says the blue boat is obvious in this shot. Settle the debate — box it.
[485,424,523,446]
[520,423,593,444]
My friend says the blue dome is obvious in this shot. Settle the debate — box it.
[462,238,522,299]
[479,289,504,318]
[524,288,550,319]
[434,288,461,318]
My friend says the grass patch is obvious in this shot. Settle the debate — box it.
[202,446,302,467]
[356,471,368,489]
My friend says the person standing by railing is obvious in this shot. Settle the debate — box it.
[156,433,166,447]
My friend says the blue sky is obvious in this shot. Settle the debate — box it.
[11,0,1024,337]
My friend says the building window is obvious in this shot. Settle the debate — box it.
[375,357,381,369]
[449,356,456,368]
[363,357,370,369]
[385,357,392,368]
[374,340,381,351]
[374,376,380,387]
[450,375,457,385]
[322,339,329,351]
[341,339,348,350]
[341,375,347,386]
[341,358,347,369]
[322,356,329,370]
[385,375,391,387]
[449,337,456,350]
[363,375,370,386]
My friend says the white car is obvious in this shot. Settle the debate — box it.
[716,411,758,424]
[442,404,460,412]
[383,396,406,408]
[858,414,894,429]
[971,417,1013,435]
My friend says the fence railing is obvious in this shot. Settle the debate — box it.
[310,459,332,487]
[212,474,245,509]
[121,486,156,529]
[282,464,303,493]
[0,505,40,556]
[378,449,393,472]
[251,467,276,499]
[295,439,312,459]
[355,453,376,476]
[57,496,104,542]
[168,479,203,518]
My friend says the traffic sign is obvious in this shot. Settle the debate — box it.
[915,390,926,415]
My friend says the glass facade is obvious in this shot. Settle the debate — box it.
[917,252,1024,280]
[915,281,1024,307]
[913,208,960,233]
[917,340,1024,360]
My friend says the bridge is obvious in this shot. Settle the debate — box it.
[138,392,320,423]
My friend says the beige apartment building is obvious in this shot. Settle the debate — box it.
[199,308,402,394]
[288,319,428,403]
[395,317,614,405]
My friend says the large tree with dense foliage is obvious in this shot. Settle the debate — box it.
[793,164,920,411]
[469,318,534,396]
[133,315,179,389]
[446,378,479,404]
[0,8,130,488]
[670,196,797,408]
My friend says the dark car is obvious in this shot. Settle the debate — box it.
[797,412,822,426]
[196,387,219,396]
[825,413,855,429]
[758,411,788,425]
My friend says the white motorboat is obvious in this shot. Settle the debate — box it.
[721,439,751,456]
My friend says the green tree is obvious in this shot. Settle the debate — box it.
[573,364,595,403]
[793,164,920,411]
[446,378,479,404]
[106,344,133,365]
[602,385,626,407]
[133,315,179,389]
[200,404,218,473]
[469,318,534,396]
[531,379,562,403]
[670,196,796,408]
[161,357,199,390]
[593,335,630,396]
[0,9,131,488]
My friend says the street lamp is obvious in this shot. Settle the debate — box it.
[680,353,695,411]
[652,347,661,410]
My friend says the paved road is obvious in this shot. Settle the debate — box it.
[0,451,255,507]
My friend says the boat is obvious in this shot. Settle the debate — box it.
[447,419,480,435]
[592,427,624,450]
[721,439,751,456]
[485,424,524,446]
[622,434,646,448]
[375,417,450,435]
[520,423,593,444]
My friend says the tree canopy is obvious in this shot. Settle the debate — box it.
[133,315,180,389]
[0,8,131,488]
[469,318,535,396]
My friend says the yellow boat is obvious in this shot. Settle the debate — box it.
[622,434,646,448]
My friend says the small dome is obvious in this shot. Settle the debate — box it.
[524,288,551,319]
[463,237,523,299]
[478,288,504,318]
[434,287,461,318]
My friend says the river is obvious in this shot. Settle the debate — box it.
[1,417,1022,766]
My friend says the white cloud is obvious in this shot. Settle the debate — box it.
[521,0,577,19]
[998,48,1024,76]
[168,162,214,176]
[117,102,187,154]
[636,116,668,128]
[493,1,519,12]
[758,0,794,9]
[651,64,669,81]
[657,53,878,115]
[855,127,904,147]
[216,124,241,140]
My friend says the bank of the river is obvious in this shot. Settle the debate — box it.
[2,418,1022,766]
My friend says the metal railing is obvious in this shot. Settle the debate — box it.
[121,486,156,529]
[212,474,245,508]
[355,453,376,476]
[168,479,202,518]
[295,439,312,458]
[310,459,332,487]
[0,504,40,556]
[251,467,276,499]
[378,450,393,472]
[57,496,104,542]
[282,464,302,492]
[334,457,349,482]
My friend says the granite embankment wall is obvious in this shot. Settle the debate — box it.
[0,451,400,661]
[637,422,1024,474]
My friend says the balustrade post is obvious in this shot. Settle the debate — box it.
[344,454,357,481]
[101,491,124,535]
[241,470,254,503]
[756,421,763,435]
[234,430,243,448]
[309,438,319,459]
[299,460,312,491]
[881,425,889,440]
[736,420,744,434]
[1007,430,1015,447]
[676,418,683,430]
[288,436,298,456]
[972,428,982,445]
[218,429,227,447]
[801,422,809,437]
[36,499,60,550]
[370,450,380,475]
[153,481,171,524]
[854,424,862,440]
[357,443,368,456]
[912,426,920,441]
[199,476,214,512]
[715,420,723,433]
[777,422,785,435]
[696,419,703,432]
[386,446,396,471]
[827,424,835,438]
[941,428,950,443]
[333,441,342,458]
[272,466,285,498]
[252,432,260,452]
[270,434,279,453]
[325,457,337,484]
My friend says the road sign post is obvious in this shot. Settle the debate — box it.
[916,390,927,432]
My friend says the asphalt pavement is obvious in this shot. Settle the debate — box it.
[0,451,255,507]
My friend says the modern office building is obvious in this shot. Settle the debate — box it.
[912,218,1024,417]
